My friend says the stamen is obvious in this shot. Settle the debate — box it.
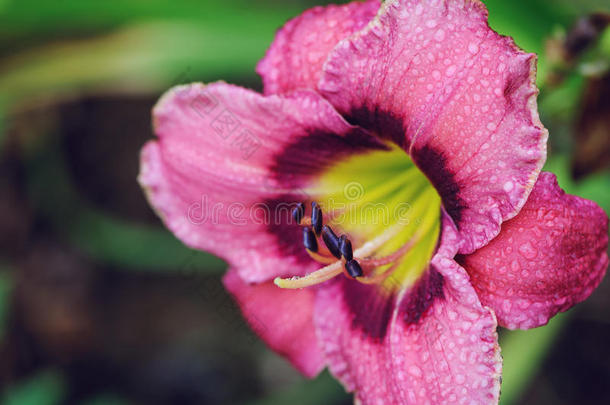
[321,225,342,259]
[306,249,338,265]
[352,221,410,258]
[292,203,334,227]
[311,202,323,235]
[359,238,416,266]
[354,217,438,285]
[303,227,318,252]
[321,166,422,222]
[274,261,344,289]
[344,259,363,278]
[292,202,305,224]
[277,191,438,289]
[356,261,401,284]
[277,221,412,289]
[298,217,312,226]
[339,235,353,261]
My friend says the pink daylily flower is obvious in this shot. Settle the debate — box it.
[138,0,609,404]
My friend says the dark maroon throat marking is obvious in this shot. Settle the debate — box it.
[346,106,409,149]
[400,266,445,326]
[342,278,396,341]
[262,196,312,265]
[346,107,466,227]
[342,267,446,341]
[269,128,387,185]
[411,145,466,226]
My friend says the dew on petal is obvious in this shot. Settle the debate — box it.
[518,241,538,259]
[409,365,423,377]
[434,29,446,41]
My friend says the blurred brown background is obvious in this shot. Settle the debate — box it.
[0,1,609,404]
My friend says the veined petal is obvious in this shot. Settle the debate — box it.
[389,258,501,405]
[257,0,380,95]
[314,218,501,404]
[139,82,380,282]
[223,269,324,377]
[460,172,609,330]
[314,277,398,402]
[319,0,547,254]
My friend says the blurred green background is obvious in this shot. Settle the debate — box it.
[0,0,609,404]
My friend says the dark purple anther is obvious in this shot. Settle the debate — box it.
[303,227,318,252]
[292,202,305,224]
[345,259,363,278]
[322,225,342,259]
[339,235,353,261]
[311,202,323,235]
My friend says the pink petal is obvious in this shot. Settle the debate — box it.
[313,218,501,404]
[257,0,380,95]
[319,0,547,254]
[314,278,400,402]
[460,172,609,330]
[223,269,324,377]
[390,258,502,404]
[139,82,378,283]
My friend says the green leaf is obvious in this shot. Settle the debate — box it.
[0,21,270,104]
[2,370,66,405]
[242,371,348,405]
[543,155,610,213]
[0,266,13,342]
[81,394,131,405]
[542,155,575,192]
[539,74,585,121]
[0,1,306,109]
[69,208,226,272]
[575,172,610,213]
[0,99,5,155]
[482,0,570,86]
[601,27,610,57]
[499,313,569,405]
[0,0,301,36]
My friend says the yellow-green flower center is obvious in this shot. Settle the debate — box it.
[275,144,441,291]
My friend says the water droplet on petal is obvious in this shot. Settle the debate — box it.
[409,365,423,377]
[434,29,445,41]
[518,241,538,259]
